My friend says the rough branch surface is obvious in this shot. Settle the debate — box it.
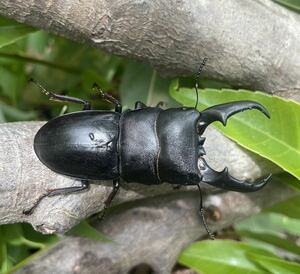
[0,121,280,234]
[0,0,299,97]
[15,186,296,274]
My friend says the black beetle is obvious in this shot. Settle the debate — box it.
[25,66,271,238]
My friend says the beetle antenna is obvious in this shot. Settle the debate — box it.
[196,184,215,240]
[194,57,208,109]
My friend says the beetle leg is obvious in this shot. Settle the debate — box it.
[196,184,215,240]
[156,101,166,108]
[29,78,91,110]
[199,158,271,192]
[198,101,270,134]
[23,180,90,215]
[92,83,122,113]
[98,179,120,221]
[134,101,165,109]
[135,101,147,109]
[172,184,182,190]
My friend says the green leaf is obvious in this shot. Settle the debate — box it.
[0,17,36,48]
[0,108,6,123]
[0,224,45,249]
[170,81,300,179]
[0,102,37,121]
[4,248,47,274]
[120,61,173,109]
[66,221,109,242]
[26,31,50,54]
[236,212,300,237]
[248,253,300,274]
[0,224,58,273]
[178,240,276,274]
[0,231,8,274]
[1,224,24,245]
[237,230,300,256]
[21,223,58,246]
[267,195,300,220]
[275,173,300,192]
[81,69,112,91]
[273,0,300,13]
[0,66,18,102]
[5,245,30,270]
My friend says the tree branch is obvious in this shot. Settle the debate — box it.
[0,0,299,96]
[0,121,280,234]
[15,185,296,274]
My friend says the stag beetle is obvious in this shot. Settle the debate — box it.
[25,62,271,239]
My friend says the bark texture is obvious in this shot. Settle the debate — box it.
[0,0,299,97]
[15,185,296,274]
[0,121,280,234]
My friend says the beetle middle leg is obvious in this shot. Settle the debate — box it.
[98,178,120,221]
[29,78,91,110]
[23,180,90,215]
[135,101,165,109]
[173,184,182,190]
[92,83,122,113]
[135,101,147,109]
[156,101,166,108]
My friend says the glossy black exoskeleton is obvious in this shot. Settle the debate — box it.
[26,71,271,239]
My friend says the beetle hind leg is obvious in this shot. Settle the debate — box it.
[29,78,91,110]
[23,180,90,215]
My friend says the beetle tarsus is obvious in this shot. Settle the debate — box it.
[29,78,91,110]
[23,180,90,215]
[199,158,271,192]
[92,83,122,113]
[98,179,120,221]
[135,101,147,109]
[172,184,182,190]
[196,184,215,240]
[198,101,270,134]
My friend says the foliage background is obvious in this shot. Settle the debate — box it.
[0,6,300,273]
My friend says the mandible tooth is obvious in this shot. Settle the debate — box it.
[198,147,206,156]
[199,137,206,145]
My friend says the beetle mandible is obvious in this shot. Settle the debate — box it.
[25,63,271,238]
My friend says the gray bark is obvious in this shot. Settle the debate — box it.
[0,0,299,97]
[15,184,296,274]
[0,121,280,234]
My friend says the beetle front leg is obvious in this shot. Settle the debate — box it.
[98,179,120,221]
[196,184,215,240]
